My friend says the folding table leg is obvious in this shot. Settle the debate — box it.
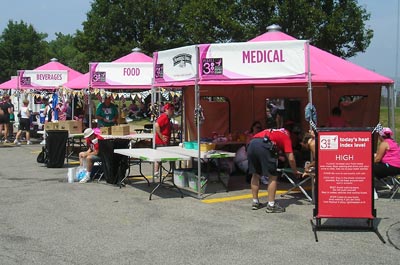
[280,171,313,202]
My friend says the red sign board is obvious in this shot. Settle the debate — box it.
[316,130,374,218]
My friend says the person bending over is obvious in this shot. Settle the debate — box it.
[247,128,301,213]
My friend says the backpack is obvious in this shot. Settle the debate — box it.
[37,146,48,164]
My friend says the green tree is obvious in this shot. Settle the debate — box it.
[75,0,372,61]
[0,20,49,83]
[48,33,88,73]
[74,0,187,62]
[236,0,372,58]
[178,0,245,44]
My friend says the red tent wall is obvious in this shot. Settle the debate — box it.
[183,84,382,141]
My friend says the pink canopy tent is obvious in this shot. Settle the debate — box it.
[154,26,394,141]
[0,77,17,90]
[0,58,83,90]
[63,48,153,90]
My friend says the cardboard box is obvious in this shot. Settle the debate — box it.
[111,125,130,136]
[100,127,111,135]
[44,122,59,131]
[58,120,83,134]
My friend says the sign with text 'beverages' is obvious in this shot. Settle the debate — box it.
[18,70,68,88]
[316,129,374,219]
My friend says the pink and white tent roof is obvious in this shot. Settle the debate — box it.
[62,72,90,90]
[154,28,393,87]
[0,76,17,89]
[0,58,83,89]
[247,30,393,85]
[63,48,153,89]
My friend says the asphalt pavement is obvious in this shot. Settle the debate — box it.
[0,142,399,265]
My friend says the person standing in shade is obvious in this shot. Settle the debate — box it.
[0,94,12,143]
[327,106,348,127]
[7,96,15,139]
[96,95,118,127]
[154,103,174,176]
[247,128,301,213]
[14,99,32,145]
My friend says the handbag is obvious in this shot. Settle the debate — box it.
[36,146,48,163]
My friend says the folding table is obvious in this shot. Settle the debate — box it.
[158,146,236,192]
[114,148,191,200]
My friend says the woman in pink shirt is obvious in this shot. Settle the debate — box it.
[373,127,400,179]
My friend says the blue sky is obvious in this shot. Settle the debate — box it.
[0,0,398,80]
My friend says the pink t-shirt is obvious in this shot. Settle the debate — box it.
[382,138,400,168]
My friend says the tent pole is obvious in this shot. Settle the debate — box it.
[151,83,156,150]
[88,63,92,129]
[388,84,396,138]
[195,45,201,199]
[71,94,74,120]
[306,41,313,126]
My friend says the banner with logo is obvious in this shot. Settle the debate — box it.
[153,45,197,83]
[199,40,306,80]
[18,70,68,88]
[89,62,153,88]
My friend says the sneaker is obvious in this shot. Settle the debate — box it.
[13,139,20,144]
[266,203,286,213]
[40,140,46,145]
[153,172,160,182]
[26,141,32,145]
[3,139,9,143]
[79,173,91,183]
[252,202,263,210]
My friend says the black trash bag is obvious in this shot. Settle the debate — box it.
[46,130,68,168]
[98,139,130,185]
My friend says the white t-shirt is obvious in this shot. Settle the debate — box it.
[20,106,31,119]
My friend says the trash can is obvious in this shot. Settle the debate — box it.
[98,139,130,185]
[46,130,68,168]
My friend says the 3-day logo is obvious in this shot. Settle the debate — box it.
[173,53,192,68]
[20,77,31,86]
[92,72,106,82]
[155,64,164,78]
[202,58,223,75]
[319,135,339,150]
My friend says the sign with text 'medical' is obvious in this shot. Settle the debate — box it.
[198,40,306,80]
[316,130,374,219]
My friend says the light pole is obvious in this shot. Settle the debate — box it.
[395,0,400,107]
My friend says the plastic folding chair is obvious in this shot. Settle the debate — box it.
[376,175,400,199]
[278,167,313,202]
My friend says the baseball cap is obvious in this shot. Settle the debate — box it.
[379,127,393,138]
[164,103,174,111]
